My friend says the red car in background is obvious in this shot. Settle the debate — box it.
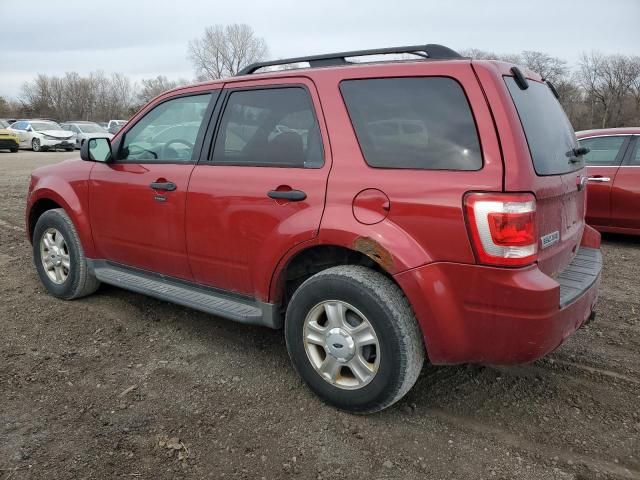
[577,128,640,236]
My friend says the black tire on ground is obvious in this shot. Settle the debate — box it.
[285,265,424,414]
[10,147,18,152]
[33,208,100,300]
[65,148,74,152]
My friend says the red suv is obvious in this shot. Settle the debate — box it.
[577,128,640,235]
[26,44,602,413]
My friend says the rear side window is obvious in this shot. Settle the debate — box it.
[505,77,580,175]
[212,87,323,168]
[340,77,482,170]
[578,136,627,166]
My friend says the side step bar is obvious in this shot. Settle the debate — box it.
[88,260,282,328]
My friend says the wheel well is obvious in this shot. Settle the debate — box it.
[278,245,393,308]
[29,198,61,240]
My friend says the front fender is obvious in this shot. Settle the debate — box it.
[27,162,95,257]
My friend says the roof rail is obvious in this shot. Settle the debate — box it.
[238,44,463,75]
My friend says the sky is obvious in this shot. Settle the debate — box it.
[1,0,638,99]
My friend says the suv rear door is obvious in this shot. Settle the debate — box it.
[185,77,330,298]
[492,68,587,277]
[578,134,631,227]
[89,91,218,280]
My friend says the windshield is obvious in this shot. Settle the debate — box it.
[505,77,582,176]
[77,123,107,133]
[32,122,62,131]
[0,120,9,128]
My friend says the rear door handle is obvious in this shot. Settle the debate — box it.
[267,189,307,201]
[587,176,610,182]
[150,181,177,191]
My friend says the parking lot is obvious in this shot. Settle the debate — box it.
[1,150,638,480]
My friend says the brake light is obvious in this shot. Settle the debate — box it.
[464,192,537,267]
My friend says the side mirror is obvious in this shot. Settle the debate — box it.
[81,137,113,163]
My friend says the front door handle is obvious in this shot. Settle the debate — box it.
[587,176,611,183]
[267,189,307,201]
[150,181,177,191]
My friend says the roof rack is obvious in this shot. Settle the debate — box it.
[238,44,463,75]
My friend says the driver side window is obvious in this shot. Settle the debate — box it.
[119,93,214,163]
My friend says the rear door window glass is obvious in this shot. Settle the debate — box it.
[340,77,482,170]
[505,77,580,175]
[212,87,323,168]
[578,136,627,166]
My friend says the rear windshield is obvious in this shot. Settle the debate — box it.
[505,77,581,176]
[340,77,482,170]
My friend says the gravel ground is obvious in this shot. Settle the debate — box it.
[1,150,639,480]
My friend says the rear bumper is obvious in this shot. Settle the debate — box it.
[395,245,602,365]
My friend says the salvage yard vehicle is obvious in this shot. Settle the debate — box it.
[578,127,640,236]
[60,121,113,149]
[0,119,19,152]
[9,120,75,152]
[26,44,602,413]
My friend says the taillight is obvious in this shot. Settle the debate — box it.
[464,192,537,267]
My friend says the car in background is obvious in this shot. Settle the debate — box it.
[60,121,113,149]
[0,119,20,152]
[8,120,75,152]
[1,118,17,125]
[107,119,127,134]
[577,128,640,236]
[98,122,109,129]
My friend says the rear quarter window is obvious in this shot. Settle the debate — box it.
[340,77,482,170]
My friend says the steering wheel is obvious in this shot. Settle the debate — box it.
[162,139,194,159]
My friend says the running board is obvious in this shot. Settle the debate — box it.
[88,261,282,328]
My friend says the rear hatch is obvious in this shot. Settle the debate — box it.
[504,76,586,278]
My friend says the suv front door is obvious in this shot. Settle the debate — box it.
[89,91,218,280]
[186,79,330,298]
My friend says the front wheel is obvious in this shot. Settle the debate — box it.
[285,265,424,414]
[32,138,41,152]
[33,209,100,300]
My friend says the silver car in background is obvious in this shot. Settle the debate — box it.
[60,121,113,149]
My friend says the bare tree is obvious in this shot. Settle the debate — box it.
[521,51,567,84]
[188,23,268,80]
[578,52,639,128]
[136,75,188,106]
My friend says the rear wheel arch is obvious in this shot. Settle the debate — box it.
[273,244,399,309]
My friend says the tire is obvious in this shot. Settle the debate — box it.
[32,137,41,152]
[285,265,424,414]
[65,148,74,152]
[10,147,18,153]
[33,208,100,300]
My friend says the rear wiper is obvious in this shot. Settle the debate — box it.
[566,146,590,163]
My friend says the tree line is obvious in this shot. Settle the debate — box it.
[1,23,638,131]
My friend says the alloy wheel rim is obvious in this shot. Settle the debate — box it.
[33,138,40,151]
[303,300,380,390]
[40,228,70,284]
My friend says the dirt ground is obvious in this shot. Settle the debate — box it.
[1,150,638,480]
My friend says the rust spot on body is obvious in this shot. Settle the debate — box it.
[353,236,394,270]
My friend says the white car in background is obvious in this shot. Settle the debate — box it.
[60,121,113,149]
[107,119,127,134]
[8,120,76,152]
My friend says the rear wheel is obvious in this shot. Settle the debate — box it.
[32,138,41,152]
[33,209,100,300]
[10,147,18,152]
[285,265,424,413]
